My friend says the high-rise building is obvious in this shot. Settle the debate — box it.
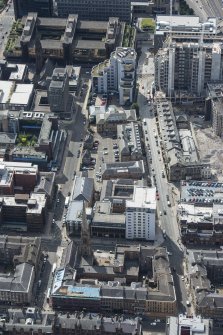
[155,41,223,97]
[125,187,156,241]
[56,0,148,22]
[154,16,221,97]
[92,47,137,106]
[48,68,69,113]
[13,0,53,20]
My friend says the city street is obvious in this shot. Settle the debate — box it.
[137,45,188,314]
[0,1,14,58]
[186,0,223,21]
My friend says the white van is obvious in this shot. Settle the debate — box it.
[65,196,70,208]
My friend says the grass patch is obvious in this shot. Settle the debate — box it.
[141,18,155,32]
[5,19,23,53]
[16,133,38,147]
[122,25,135,47]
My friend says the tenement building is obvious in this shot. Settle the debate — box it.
[0,236,40,304]
[50,242,177,317]
[156,99,210,181]
[188,249,223,321]
[0,308,142,335]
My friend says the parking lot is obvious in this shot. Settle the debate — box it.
[83,129,120,191]
[180,180,223,204]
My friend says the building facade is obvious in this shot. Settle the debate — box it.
[13,0,53,20]
[92,47,137,106]
[206,82,223,137]
[48,68,69,114]
[57,0,132,22]
[125,187,156,241]
[155,40,223,97]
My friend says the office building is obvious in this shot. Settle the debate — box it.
[100,178,143,213]
[154,16,217,53]
[48,68,69,114]
[57,0,130,22]
[13,0,53,19]
[6,14,123,64]
[92,201,126,238]
[0,193,46,232]
[92,47,137,106]
[155,20,223,97]
[166,314,213,335]
[126,187,156,241]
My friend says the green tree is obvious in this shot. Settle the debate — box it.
[131,102,139,117]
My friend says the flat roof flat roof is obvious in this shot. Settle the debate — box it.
[75,39,105,50]
[67,286,100,299]
[0,81,14,104]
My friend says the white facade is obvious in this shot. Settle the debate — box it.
[155,41,223,96]
[92,47,136,106]
[125,187,156,241]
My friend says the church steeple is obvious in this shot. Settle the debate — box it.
[80,201,92,258]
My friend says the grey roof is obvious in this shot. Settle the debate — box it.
[72,176,94,203]
[0,132,17,145]
[102,160,145,178]
[4,309,141,335]
[66,200,83,222]
[0,263,34,293]
[34,172,55,197]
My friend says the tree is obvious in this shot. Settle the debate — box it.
[131,102,139,117]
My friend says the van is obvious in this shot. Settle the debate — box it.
[186,300,191,307]
[65,196,70,208]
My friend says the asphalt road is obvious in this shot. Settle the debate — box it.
[0,1,14,58]
[186,0,223,21]
[137,46,189,314]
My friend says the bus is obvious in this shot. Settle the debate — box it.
[52,263,57,275]
[65,196,70,208]
[46,288,51,303]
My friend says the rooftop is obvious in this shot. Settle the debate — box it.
[180,180,223,205]
[156,15,216,35]
[167,314,212,335]
[126,187,156,210]
[0,81,14,104]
